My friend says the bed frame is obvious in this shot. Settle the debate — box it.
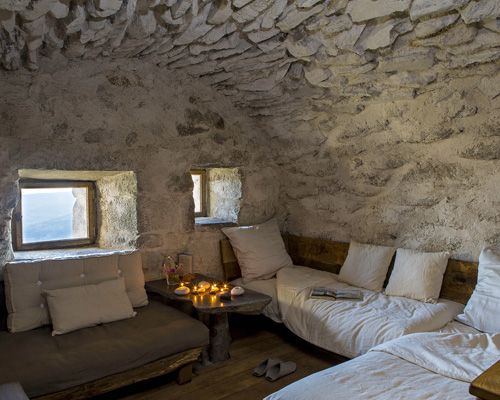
[221,234,479,305]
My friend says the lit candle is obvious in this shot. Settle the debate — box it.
[210,285,219,294]
[192,286,198,295]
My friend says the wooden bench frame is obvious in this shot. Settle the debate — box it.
[33,347,202,400]
[221,234,479,305]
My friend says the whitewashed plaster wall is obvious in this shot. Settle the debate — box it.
[275,61,500,262]
[0,57,281,279]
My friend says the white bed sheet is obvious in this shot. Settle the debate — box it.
[276,266,464,358]
[231,277,282,323]
[266,330,500,400]
[265,352,475,400]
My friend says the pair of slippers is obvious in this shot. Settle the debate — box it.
[253,358,296,382]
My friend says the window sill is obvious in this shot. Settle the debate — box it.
[12,248,135,262]
[195,217,236,231]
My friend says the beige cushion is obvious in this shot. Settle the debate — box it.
[222,218,293,284]
[44,278,136,336]
[3,252,147,333]
[385,248,450,303]
[338,241,396,292]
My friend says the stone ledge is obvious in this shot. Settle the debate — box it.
[12,248,135,262]
[195,217,236,231]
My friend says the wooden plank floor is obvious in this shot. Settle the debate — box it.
[96,314,347,400]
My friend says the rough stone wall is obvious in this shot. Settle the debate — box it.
[97,172,139,249]
[209,167,241,222]
[276,61,500,261]
[2,0,500,267]
[0,58,280,279]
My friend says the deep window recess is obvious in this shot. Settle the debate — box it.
[191,169,207,217]
[190,168,241,224]
[12,180,96,251]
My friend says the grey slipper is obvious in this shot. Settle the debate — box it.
[254,358,282,377]
[266,361,297,382]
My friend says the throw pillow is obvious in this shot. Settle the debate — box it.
[44,278,136,336]
[456,245,500,333]
[385,248,450,303]
[221,218,293,284]
[338,241,396,292]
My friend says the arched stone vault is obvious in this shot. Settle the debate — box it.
[2,0,500,123]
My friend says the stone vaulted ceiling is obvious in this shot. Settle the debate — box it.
[1,0,500,130]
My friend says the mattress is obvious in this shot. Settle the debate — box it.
[276,266,464,358]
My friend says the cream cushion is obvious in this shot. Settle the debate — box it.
[222,218,293,284]
[456,245,500,333]
[338,241,396,292]
[385,248,450,303]
[3,251,148,333]
[44,278,136,336]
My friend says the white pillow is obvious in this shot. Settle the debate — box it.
[456,245,500,333]
[338,241,396,292]
[44,278,136,336]
[385,248,450,303]
[221,218,293,284]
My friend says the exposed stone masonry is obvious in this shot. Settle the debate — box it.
[2,0,500,125]
[2,0,500,274]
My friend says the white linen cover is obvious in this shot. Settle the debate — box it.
[265,331,500,400]
[276,266,463,358]
[373,331,500,383]
[231,277,282,323]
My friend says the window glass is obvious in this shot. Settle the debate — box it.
[190,170,207,217]
[192,175,202,214]
[21,187,88,243]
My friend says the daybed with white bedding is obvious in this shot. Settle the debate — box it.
[264,324,500,400]
[274,266,463,358]
[265,244,500,400]
[220,220,475,358]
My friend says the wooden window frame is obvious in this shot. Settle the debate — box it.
[190,169,207,218]
[12,179,97,251]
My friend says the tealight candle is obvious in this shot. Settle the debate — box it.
[210,285,219,294]
[192,286,199,295]
[174,286,190,295]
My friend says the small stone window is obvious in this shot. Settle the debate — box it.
[191,168,241,224]
[12,180,96,251]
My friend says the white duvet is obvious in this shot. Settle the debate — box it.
[277,266,464,358]
[265,330,500,400]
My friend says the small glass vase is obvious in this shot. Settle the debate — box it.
[166,273,180,286]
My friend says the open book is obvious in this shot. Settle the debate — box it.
[309,287,362,301]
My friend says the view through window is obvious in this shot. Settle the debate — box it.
[21,187,88,243]
[190,169,206,217]
[13,180,96,250]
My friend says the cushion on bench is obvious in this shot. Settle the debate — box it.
[3,252,148,332]
[0,301,209,398]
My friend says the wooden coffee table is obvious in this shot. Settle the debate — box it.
[145,274,271,364]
